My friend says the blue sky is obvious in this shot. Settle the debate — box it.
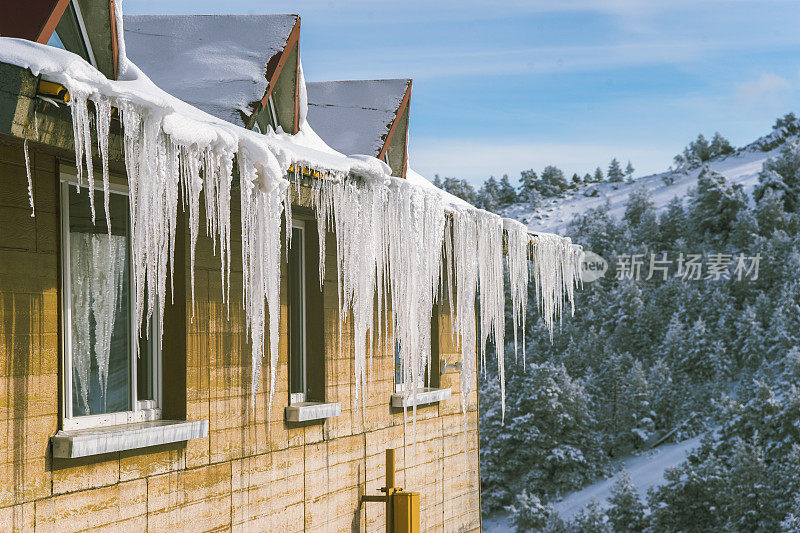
[124,0,800,186]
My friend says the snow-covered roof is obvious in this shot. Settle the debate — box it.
[306,79,410,157]
[123,14,298,127]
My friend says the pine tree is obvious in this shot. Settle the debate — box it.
[622,361,655,447]
[736,306,767,370]
[607,472,647,532]
[753,143,800,213]
[689,167,747,242]
[723,438,778,532]
[625,161,635,182]
[624,185,654,227]
[478,176,500,211]
[540,165,568,196]
[690,133,713,161]
[507,490,564,532]
[441,177,478,204]
[572,173,582,186]
[658,197,686,246]
[572,500,611,533]
[710,132,734,156]
[432,174,443,188]
[498,174,517,206]
[593,166,604,182]
[766,283,800,360]
[583,172,593,184]
[780,494,800,532]
[518,169,540,204]
[607,158,625,182]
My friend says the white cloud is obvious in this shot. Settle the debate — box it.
[736,73,793,106]
[409,138,674,185]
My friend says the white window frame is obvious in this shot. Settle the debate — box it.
[69,0,98,69]
[289,219,307,405]
[267,94,279,131]
[59,166,162,431]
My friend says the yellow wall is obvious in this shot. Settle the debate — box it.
[0,140,481,532]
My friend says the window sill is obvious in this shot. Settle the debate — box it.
[51,419,208,459]
[391,387,452,408]
[285,402,341,422]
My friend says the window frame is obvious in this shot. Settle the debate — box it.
[59,166,162,431]
[393,304,442,394]
[288,218,307,405]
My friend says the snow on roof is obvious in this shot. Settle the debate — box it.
[406,168,473,209]
[306,79,410,157]
[123,14,298,127]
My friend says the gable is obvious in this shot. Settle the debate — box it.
[124,14,299,130]
[306,79,411,177]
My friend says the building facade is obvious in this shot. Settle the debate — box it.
[0,3,482,531]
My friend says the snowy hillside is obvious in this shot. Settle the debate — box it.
[480,115,800,532]
[504,146,780,236]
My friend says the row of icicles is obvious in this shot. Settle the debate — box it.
[39,92,583,429]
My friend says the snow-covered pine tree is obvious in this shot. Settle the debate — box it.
[753,143,800,213]
[540,165,568,196]
[622,360,655,448]
[689,167,747,242]
[593,166,604,182]
[571,500,611,533]
[478,176,500,211]
[498,174,517,206]
[710,132,734,157]
[723,438,779,532]
[625,160,635,182]
[518,169,540,205]
[607,158,625,182]
[606,471,647,532]
[624,185,654,227]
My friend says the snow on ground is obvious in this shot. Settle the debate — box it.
[483,433,706,531]
[503,148,778,237]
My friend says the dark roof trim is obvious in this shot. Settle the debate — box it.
[36,0,72,43]
[377,79,412,178]
[109,0,118,79]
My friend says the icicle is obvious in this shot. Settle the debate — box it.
[530,233,583,339]
[385,182,445,446]
[93,96,112,234]
[70,94,96,222]
[451,210,479,426]
[238,149,285,411]
[504,219,529,364]
[89,234,127,405]
[477,211,505,421]
[69,233,93,414]
[23,139,34,217]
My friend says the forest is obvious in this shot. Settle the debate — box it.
[456,114,800,532]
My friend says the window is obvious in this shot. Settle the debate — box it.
[288,220,307,403]
[286,217,327,412]
[254,94,279,134]
[60,169,160,430]
[46,0,97,68]
[393,306,442,394]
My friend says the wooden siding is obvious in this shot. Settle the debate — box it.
[0,139,481,532]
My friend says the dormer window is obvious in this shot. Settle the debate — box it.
[46,0,97,68]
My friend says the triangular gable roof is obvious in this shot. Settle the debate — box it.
[123,14,299,128]
[306,79,411,160]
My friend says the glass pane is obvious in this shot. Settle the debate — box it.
[52,3,91,63]
[69,187,131,416]
[46,31,66,51]
[137,320,155,401]
[289,227,305,396]
[394,339,403,390]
